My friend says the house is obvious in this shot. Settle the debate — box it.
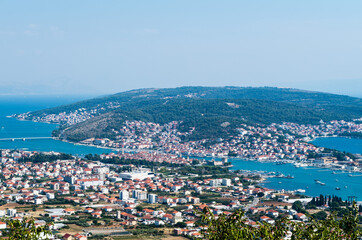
[185,221,195,227]
[84,208,94,213]
[0,221,6,229]
[63,208,75,215]
[63,233,73,240]
[73,233,87,240]
[295,213,308,221]
[155,220,165,226]
[267,209,279,218]
[91,212,102,218]
[260,216,275,224]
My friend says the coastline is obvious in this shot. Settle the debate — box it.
[59,137,362,175]
[3,117,362,200]
[9,116,362,174]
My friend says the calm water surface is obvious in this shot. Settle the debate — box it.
[0,95,114,156]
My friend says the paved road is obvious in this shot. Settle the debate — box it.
[244,197,259,212]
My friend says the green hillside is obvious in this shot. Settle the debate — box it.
[58,97,362,142]
[28,86,362,117]
[20,86,362,142]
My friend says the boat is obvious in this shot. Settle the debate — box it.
[320,182,326,186]
[335,187,341,190]
[296,189,306,193]
[344,186,348,189]
[278,182,282,184]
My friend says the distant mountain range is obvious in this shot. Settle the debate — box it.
[21,86,362,141]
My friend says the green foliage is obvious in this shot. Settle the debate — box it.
[200,205,361,240]
[19,153,73,163]
[3,217,53,240]
[28,87,362,142]
[85,154,183,168]
[292,200,306,214]
[200,207,288,240]
[174,222,187,228]
[339,132,362,138]
[312,211,327,220]
[136,205,143,212]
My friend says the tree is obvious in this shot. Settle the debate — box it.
[200,205,361,240]
[200,207,288,240]
[257,192,264,198]
[174,222,187,228]
[312,210,327,220]
[4,217,52,240]
[292,200,304,213]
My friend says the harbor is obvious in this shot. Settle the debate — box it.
[231,157,362,200]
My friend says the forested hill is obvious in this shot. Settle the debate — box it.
[19,87,362,142]
[27,86,362,116]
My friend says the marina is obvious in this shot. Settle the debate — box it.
[231,158,362,200]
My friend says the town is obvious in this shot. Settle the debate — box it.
[0,149,360,239]
[77,119,362,172]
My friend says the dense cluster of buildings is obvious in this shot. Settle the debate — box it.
[0,149,322,239]
[7,110,362,239]
[76,119,362,172]
[14,101,121,125]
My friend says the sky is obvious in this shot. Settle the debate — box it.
[0,1,362,97]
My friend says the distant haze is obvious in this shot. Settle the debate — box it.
[0,1,362,97]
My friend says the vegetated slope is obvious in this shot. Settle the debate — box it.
[24,86,362,142]
[28,86,362,117]
[59,97,361,142]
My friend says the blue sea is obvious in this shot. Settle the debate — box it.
[0,95,361,200]
[0,95,115,156]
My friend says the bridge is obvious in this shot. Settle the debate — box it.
[0,137,59,141]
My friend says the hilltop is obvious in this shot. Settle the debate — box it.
[16,86,362,142]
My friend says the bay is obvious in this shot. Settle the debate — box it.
[232,136,362,200]
[0,95,362,200]
[231,159,362,200]
[0,95,114,156]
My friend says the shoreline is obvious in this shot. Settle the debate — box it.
[8,117,362,174]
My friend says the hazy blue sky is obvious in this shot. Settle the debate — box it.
[1,1,362,97]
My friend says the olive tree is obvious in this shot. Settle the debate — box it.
[3,217,53,240]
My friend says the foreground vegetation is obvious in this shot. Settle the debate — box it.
[200,205,361,240]
[1,217,52,240]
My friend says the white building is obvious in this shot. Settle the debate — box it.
[0,210,6,217]
[64,175,77,185]
[120,190,129,201]
[210,179,222,187]
[119,171,154,180]
[46,193,55,200]
[148,194,157,204]
[7,209,16,217]
[77,178,104,188]
[0,222,6,229]
[133,190,147,200]
[222,179,231,186]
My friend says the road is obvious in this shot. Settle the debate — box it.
[244,197,259,212]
